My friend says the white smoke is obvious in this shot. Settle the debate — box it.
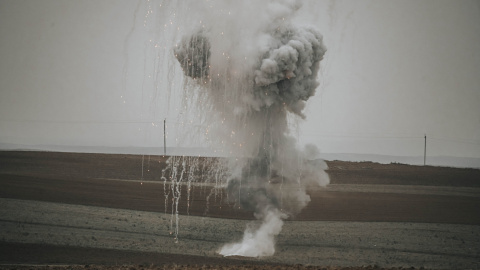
[219,207,287,257]
[172,0,329,257]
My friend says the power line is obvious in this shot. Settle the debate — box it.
[2,118,479,147]
[300,132,480,147]
[300,132,424,140]
[429,136,480,146]
[0,118,206,127]
[0,118,160,124]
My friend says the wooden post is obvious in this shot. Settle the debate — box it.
[424,134,426,166]
[164,118,166,156]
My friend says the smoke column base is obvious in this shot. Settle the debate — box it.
[218,207,287,257]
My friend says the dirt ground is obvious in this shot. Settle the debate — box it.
[0,151,479,269]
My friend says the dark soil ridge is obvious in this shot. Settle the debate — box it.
[1,151,479,225]
[1,151,479,187]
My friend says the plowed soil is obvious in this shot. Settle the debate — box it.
[1,151,479,270]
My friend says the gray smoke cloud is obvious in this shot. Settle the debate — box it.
[253,25,326,118]
[175,31,210,80]
[174,0,329,257]
[175,25,326,118]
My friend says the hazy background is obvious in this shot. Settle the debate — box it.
[1,0,479,167]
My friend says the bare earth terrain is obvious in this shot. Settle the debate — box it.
[0,151,479,269]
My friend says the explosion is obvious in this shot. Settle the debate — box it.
[172,0,329,257]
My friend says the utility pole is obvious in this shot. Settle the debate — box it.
[164,118,166,156]
[424,134,427,166]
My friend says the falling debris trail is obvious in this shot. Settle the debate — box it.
[169,0,329,257]
[161,156,229,241]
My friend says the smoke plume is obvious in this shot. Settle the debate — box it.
[174,0,329,257]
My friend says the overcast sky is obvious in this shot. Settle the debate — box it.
[0,0,479,159]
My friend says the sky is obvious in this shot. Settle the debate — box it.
[0,0,479,159]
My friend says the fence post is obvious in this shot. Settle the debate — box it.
[424,134,427,166]
[164,118,166,155]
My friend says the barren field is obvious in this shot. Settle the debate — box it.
[0,151,479,269]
